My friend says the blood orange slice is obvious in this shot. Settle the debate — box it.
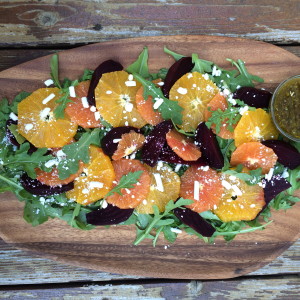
[95,71,146,128]
[66,146,115,205]
[112,130,145,160]
[18,88,78,148]
[180,165,224,213]
[106,159,151,209]
[65,80,102,128]
[135,164,180,214]
[230,142,278,174]
[214,174,265,222]
[166,129,201,161]
[169,72,219,131]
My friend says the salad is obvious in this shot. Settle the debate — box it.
[0,47,299,247]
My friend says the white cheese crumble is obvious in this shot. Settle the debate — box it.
[153,173,164,192]
[106,90,112,94]
[265,168,274,181]
[125,80,137,87]
[222,180,232,190]
[9,112,18,121]
[239,106,249,115]
[42,93,55,105]
[90,106,97,112]
[187,73,193,79]
[89,181,104,189]
[102,199,108,209]
[212,65,222,77]
[40,107,51,120]
[44,79,54,87]
[194,180,200,200]
[69,86,76,98]
[203,73,209,80]
[124,102,133,112]
[94,111,100,121]
[231,185,242,196]
[174,164,182,172]
[153,97,164,110]
[81,97,89,108]
[113,138,121,143]
[45,159,58,168]
[170,228,182,234]
[177,87,188,95]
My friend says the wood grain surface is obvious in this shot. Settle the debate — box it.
[0,0,299,47]
[0,36,299,280]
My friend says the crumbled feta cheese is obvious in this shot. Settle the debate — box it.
[81,97,89,108]
[153,173,164,192]
[170,228,182,234]
[9,112,18,121]
[239,106,249,115]
[177,87,188,95]
[231,185,242,196]
[25,124,33,132]
[106,90,112,94]
[222,180,232,190]
[174,164,182,172]
[102,199,108,208]
[113,139,122,143]
[42,93,55,105]
[125,80,136,87]
[153,97,164,110]
[89,181,104,189]
[94,111,100,121]
[203,73,209,80]
[194,180,200,200]
[69,86,76,98]
[44,79,54,87]
[45,159,58,168]
[124,102,133,112]
[265,168,274,181]
[40,107,51,119]
[90,106,97,112]
[212,65,222,77]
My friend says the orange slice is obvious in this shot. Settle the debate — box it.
[166,129,201,161]
[180,165,224,213]
[234,108,279,147]
[135,163,180,214]
[95,70,146,128]
[112,131,145,160]
[65,80,102,128]
[66,146,115,205]
[204,93,234,139]
[135,79,164,125]
[213,174,265,222]
[169,72,219,131]
[18,88,78,148]
[230,142,278,174]
[106,159,151,209]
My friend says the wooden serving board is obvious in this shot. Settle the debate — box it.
[0,36,299,279]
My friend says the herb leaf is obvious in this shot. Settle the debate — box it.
[191,53,213,74]
[50,54,61,89]
[133,73,183,125]
[164,46,185,61]
[126,47,150,78]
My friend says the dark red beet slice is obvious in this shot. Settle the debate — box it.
[262,140,300,170]
[162,57,194,98]
[159,144,207,166]
[174,207,215,237]
[20,173,74,196]
[233,87,272,108]
[195,122,224,169]
[101,126,140,157]
[6,119,38,153]
[262,175,291,205]
[141,120,173,167]
[87,60,123,106]
[86,204,133,226]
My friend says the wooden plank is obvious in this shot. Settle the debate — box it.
[0,46,299,72]
[0,277,299,299]
[0,238,299,285]
[0,1,299,47]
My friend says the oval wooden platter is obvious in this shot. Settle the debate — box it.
[0,36,299,280]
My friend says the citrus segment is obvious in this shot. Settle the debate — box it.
[135,164,180,214]
[18,88,78,148]
[66,146,115,205]
[204,93,234,139]
[95,71,146,128]
[169,72,219,131]
[234,108,279,147]
[106,159,151,209]
[166,129,201,161]
[36,161,84,187]
[180,165,223,213]
[135,79,164,125]
[65,80,102,128]
[213,174,265,222]
[112,130,145,160]
[230,142,278,174]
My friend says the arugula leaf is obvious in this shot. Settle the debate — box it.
[222,166,263,186]
[11,91,31,114]
[53,88,73,119]
[164,46,185,61]
[150,68,168,80]
[79,69,94,82]
[7,124,26,144]
[0,97,10,128]
[105,171,143,197]
[50,54,62,89]
[191,53,213,74]
[57,128,101,180]
[133,73,183,125]
[133,198,193,246]
[126,47,150,78]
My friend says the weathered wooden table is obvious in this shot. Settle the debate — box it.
[0,1,299,299]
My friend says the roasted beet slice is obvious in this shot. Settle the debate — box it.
[195,122,224,169]
[262,140,300,170]
[20,173,74,196]
[87,60,123,106]
[233,87,272,108]
[174,207,215,237]
[162,57,194,98]
[141,120,173,167]
[159,144,207,165]
[6,119,37,153]
[262,175,292,205]
[101,126,140,156]
[86,204,133,225]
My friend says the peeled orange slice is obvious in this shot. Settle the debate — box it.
[135,163,180,214]
[234,108,279,147]
[95,71,146,128]
[18,88,78,148]
[213,174,265,222]
[169,72,219,131]
[66,146,115,205]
